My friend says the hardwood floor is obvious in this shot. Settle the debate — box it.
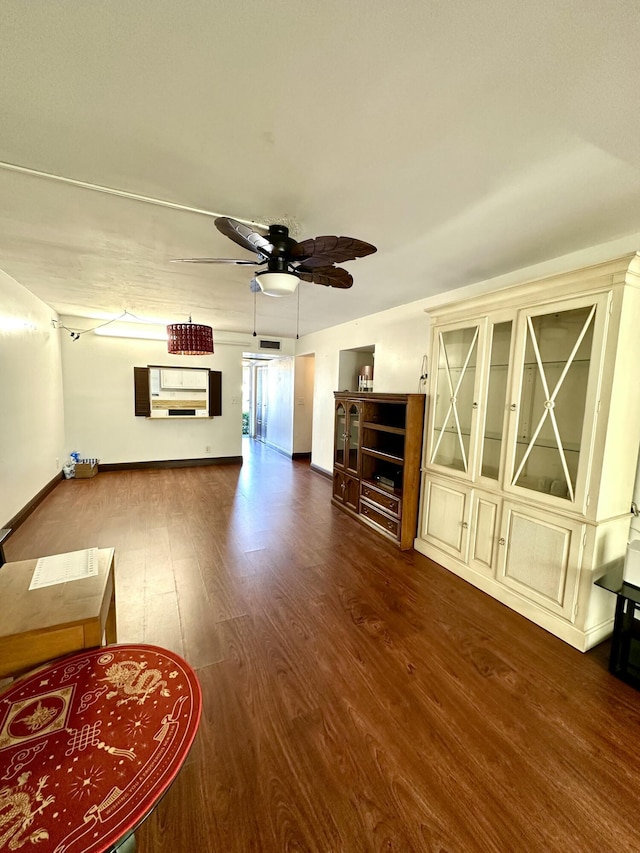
[5,440,640,852]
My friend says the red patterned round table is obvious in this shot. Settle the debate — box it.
[0,644,202,852]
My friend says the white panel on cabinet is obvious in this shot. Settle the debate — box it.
[497,500,583,620]
[469,492,500,575]
[421,477,470,561]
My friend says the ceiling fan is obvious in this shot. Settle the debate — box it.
[171,217,377,297]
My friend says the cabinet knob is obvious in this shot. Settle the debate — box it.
[341,482,346,491]
[461,521,468,529]
[510,404,517,411]
[472,402,478,410]
[499,537,506,545]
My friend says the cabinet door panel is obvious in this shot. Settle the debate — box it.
[469,493,500,575]
[479,321,513,482]
[505,294,609,511]
[334,403,347,468]
[428,321,484,479]
[333,471,359,511]
[161,369,183,388]
[421,477,470,561]
[497,501,583,620]
[346,403,361,476]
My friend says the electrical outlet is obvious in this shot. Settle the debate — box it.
[56,457,59,468]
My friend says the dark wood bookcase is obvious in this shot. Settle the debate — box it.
[332,392,426,550]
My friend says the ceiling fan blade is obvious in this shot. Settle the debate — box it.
[215,217,273,257]
[297,266,353,289]
[171,257,261,265]
[291,236,376,268]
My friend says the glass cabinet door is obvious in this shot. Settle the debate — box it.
[346,403,361,475]
[334,402,346,468]
[429,323,482,476]
[479,321,513,481]
[508,299,604,503]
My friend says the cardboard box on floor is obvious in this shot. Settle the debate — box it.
[75,460,99,478]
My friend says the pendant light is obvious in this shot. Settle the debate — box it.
[166,315,214,355]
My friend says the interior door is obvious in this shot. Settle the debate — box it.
[255,364,268,441]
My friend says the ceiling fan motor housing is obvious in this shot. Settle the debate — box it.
[267,224,298,273]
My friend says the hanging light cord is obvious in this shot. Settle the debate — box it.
[296,286,300,340]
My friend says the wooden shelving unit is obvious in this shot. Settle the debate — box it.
[332,392,426,550]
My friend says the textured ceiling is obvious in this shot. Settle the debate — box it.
[2,0,640,337]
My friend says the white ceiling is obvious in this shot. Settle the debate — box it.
[2,0,640,338]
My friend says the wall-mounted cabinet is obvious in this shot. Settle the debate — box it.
[415,254,640,650]
[332,392,425,550]
[160,369,209,390]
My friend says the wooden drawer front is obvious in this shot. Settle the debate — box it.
[361,483,401,517]
[360,500,400,539]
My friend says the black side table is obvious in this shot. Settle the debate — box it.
[595,567,640,688]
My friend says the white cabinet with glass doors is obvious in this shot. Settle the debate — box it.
[415,254,640,650]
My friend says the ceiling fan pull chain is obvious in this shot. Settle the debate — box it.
[253,289,257,337]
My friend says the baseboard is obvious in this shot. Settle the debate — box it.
[310,463,332,480]
[99,457,243,472]
[3,471,63,533]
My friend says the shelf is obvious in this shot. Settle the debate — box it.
[516,437,580,453]
[362,477,402,497]
[438,359,590,371]
[361,447,405,465]
[362,421,406,435]
[437,427,581,454]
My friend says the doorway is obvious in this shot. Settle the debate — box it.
[254,363,268,442]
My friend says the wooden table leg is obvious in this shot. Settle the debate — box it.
[106,586,118,644]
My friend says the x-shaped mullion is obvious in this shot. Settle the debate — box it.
[511,305,596,500]
[430,327,479,472]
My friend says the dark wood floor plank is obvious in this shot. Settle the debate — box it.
[5,440,640,852]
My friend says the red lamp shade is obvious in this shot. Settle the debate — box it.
[167,320,214,355]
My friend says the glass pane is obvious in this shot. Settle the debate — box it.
[348,403,360,470]
[512,305,595,499]
[335,404,345,466]
[431,326,478,472]
[481,321,512,480]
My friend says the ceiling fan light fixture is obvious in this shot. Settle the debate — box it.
[166,315,214,355]
[254,271,300,297]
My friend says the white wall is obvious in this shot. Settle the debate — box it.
[293,354,314,454]
[297,303,430,473]
[60,319,245,463]
[0,270,65,525]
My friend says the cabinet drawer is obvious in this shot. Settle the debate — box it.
[360,500,400,539]
[361,482,401,517]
